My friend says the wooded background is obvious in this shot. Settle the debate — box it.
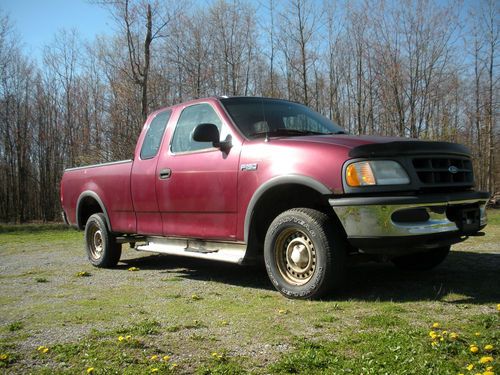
[0,0,498,223]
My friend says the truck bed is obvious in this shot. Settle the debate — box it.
[61,160,136,233]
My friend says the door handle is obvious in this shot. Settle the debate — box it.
[159,168,171,179]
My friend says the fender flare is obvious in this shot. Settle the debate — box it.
[243,175,332,242]
[76,191,111,230]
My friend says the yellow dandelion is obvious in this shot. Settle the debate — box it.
[486,367,493,371]
[86,368,95,374]
[0,353,8,361]
[484,344,494,352]
[466,364,474,371]
[429,331,438,338]
[37,345,49,353]
[170,363,178,370]
[128,267,139,271]
[211,352,223,360]
[278,309,288,315]
[191,294,201,300]
[76,271,91,277]
[150,355,159,361]
[497,303,500,312]
[479,356,494,364]
[118,336,125,342]
[442,330,448,335]
[432,322,440,329]
[475,332,481,337]
[125,335,132,340]
[431,341,438,347]
[450,332,459,340]
[483,371,494,375]
[150,368,159,373]
[470,345,479,354]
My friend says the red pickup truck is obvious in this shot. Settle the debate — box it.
[61,97,489,299]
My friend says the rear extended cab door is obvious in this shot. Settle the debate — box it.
[131,109,172,235]
[155,100,242,240]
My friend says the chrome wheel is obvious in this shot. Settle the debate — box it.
[85,213,122,268]
[265,208,346,299]
[275,228,316,285]
[88,226,104,260]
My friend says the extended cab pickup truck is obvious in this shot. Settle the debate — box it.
[61,97,489,299]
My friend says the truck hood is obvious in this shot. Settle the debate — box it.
[265,134,471,157]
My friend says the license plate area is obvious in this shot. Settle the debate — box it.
[447,205,480,234]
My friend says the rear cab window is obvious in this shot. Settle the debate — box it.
[140,110,171,159]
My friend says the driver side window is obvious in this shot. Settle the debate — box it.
[170,103,223,153]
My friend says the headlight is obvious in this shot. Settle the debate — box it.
[346,160,410,186]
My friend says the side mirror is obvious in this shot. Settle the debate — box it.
[193,123,232,151]
[193,123,220,143]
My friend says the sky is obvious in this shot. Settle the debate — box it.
[0,0,112,62]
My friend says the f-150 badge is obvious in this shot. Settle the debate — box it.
[240,163,258,171]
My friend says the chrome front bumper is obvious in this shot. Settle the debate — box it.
[329,192,489,252]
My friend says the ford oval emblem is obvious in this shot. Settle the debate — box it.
[448,165,459,174]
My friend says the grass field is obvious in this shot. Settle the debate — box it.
[0,211,499,374]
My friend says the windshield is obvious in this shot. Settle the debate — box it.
[220,97,345,139]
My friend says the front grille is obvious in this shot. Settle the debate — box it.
[412,156,473,186]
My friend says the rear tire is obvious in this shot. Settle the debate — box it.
[392,246,450,271]
[264,208,346,299]
[84,213,122,268]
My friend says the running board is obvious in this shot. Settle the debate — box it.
[135,237,247,264]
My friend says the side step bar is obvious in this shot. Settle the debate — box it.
[136,237,247,264]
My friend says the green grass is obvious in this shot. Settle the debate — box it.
[7,322,23,332]
[0,211,499,374]
[0,223,71,233]
[114,319,162,336]
[487,208,500,225]
[271,314,499,374]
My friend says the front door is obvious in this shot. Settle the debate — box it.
[156,102,240,240]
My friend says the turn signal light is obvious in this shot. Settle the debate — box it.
[346,162,376,186]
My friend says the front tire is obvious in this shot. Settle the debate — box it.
[392,246,450,271]
[84,213,122,268]
[264,208,346,299]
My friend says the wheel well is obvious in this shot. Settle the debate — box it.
[245,184,343,260]
[77,196,104,230]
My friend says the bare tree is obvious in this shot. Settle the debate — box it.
[277,0,319,105]
[43,29,81,166]
[209,0,256,96]
[94,0,177,120]
[481,0,499,192]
